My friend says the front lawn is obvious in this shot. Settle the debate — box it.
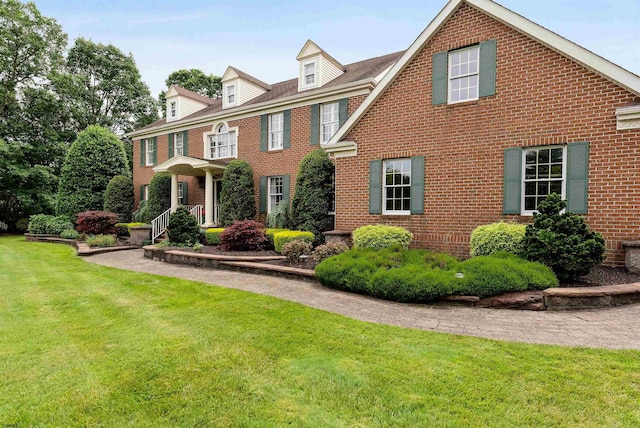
[1,235,639,426]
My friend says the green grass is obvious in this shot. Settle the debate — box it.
[1,235,639,426]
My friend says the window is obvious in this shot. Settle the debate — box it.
[145,138,153,166]
[383,159,411,214]
[208,124,237,159]
[227,84,236,105]
[170,101,176,118]
[143,185,149,201]
[448,46,479,104]
[269,113,283,150]
[321,102,339,143]
[268,176,283,213]
[522,146,566,213]
[304,62,316,86]
[178,182,187,205]
[174,132,184,156]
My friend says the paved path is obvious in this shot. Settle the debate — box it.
[84,249,640,351]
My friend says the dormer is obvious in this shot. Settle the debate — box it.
[296,40,345,92]
[221,66,271,109]
[165,85,215,122]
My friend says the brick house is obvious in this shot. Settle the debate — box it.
[322,0,640,265]
[128,41,401,237]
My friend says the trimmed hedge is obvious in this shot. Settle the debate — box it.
[27,214,74,235]
[219,160,256,227]
[115,222,147,236]
[104,175,134,223]
[147,173,171,220]
[205,228,225,245]
[274,230,314,254]
[470,222,526,256]
[315,247,557,303]
[265,228,288,249]
[352,224,413,250]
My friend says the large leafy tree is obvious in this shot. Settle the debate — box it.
[159,69,222,113]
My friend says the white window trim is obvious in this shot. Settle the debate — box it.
[520,145,567,216]
[174,132,184,156]
[145,138,153,166]
[301,59,319,89]
[203,122,239,160]
[143,184,149,201]
[170,101,177,118]
[178,182,185,205]
[382,158,411,215]
[226,84,236,106]
[268,176,284,214]
[320,102,339,144]
[268,112,284,150]
[447,45,480,105]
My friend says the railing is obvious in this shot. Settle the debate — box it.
[187,205,204,226]
[151,208,171,243]
[215,204,221,226]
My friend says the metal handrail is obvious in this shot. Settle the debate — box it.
[151,208,171,243]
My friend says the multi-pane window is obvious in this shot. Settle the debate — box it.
[208,124,237,159]
[304,62,316,85]
[383,159,411,214]
[523,146,566,212]
[321,102,339,143]
[174,132,184,156]
[170,101,176,117]
[178,182,185,205]
[268,176,283,213]
[145,138,153,166]
[269,113,283,150]
[448,46,479,103]
[227,85,236,105]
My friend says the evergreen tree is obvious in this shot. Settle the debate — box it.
[219,160,256,226]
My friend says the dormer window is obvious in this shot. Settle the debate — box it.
[304,62,316,85]
[170,101,177,118]
[227,85,236,106]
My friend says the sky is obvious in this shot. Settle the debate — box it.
[35,0,640,98]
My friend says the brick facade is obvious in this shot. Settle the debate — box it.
[335,4,640,265]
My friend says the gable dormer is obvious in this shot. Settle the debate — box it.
[221,66,271,109]
[296,40,345,92]
[165,85,215,122]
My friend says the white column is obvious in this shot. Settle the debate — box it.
[170,173,179,213]
[204,169,214,227]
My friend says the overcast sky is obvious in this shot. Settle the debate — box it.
[35,0,640,98]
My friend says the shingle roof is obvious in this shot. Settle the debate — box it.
[170,85,218,105]
[227,67,272,90]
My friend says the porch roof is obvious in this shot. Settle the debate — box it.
[153,155,229,177]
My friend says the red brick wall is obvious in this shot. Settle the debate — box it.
[336,4,640,265]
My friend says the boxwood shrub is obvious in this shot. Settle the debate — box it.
[167,206,201,245]
[273,231,314,253]
[27,214,74,235]
[352,224,413,250]
[205,228,225,245]
[265,228,288,249]
[470,222,526,256]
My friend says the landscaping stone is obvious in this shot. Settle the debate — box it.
[129,226,151,247]
[323,230,352,247]
[544,283,640,310]
[476,291,545,310]
[621,241,640,273]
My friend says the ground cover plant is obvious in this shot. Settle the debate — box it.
[1,236,639,426]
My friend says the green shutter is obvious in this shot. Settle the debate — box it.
[479,39,497,98]
[168,133,174,159]
[432,51,448,105]
[259,176,267,214]
[183,131,189,155]
[260,115,268,152]
[310,104,320,145]
[503,147,522,214]
[140,185,144,200]
[152,137,157,165]
[410,156,425,214]
[282,174,290,203]
[182,182,188,205]
[139,140,145,167]
[283,110,291,149]
[566,142,589,214]
[338,98,348,127]
[369,160,382,214]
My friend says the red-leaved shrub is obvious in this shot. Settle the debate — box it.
[76,210,119,235]
[219,220,268,251]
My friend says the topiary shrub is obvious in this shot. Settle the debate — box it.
[60,229,80,239]
[313,241,350,262]
[219,160,256,227]
[519,194,606,282]
[147,173,172,220]
[290,148,334,246]
[85,234,117,248]
[76,211,119,235]
[56,126,129,219]
[166,206,201,245]
[470,222,526,256]
[219,220,268,251]
[281,239,312,263]
[205,228,225,245]
[104,175,134,223]
[27,214,74,235]
[274,230,314,253]
[352,224,413,250]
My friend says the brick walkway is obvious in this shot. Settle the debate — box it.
[85,249,640,350]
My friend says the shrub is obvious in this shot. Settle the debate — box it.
[27,214,74,235]
[290,148,334,246]
[132,200,150,223]
[470,222,526,256]
[15,218,29,232]
[205,228,225,245]
[27,214,50,234]
[167,206,201,245]
[281,239,312,263]
[147,173,172,220]
[60,229,80,239]
[313,241,349,262]
[274,230,314,253]
[219,160,256,226]
[219,220,268,251]
[56,126,129,218]
[352,224,413,250]
[519,194,606,281]
[104,175,134,223]
[266,200,290,229]
[265,228,288,249]
[85,234,117,248]
[114,222,147,236]
[76,211,119,235]
[0,221,7,232]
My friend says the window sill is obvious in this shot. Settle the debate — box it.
[380,214,412,219]
[268,148,284,153]
[445,99,480,108]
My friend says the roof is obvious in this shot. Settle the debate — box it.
[328,0,640,144]
[169,85,218,105]
[224,66,272,90]
[131,50,403,136]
